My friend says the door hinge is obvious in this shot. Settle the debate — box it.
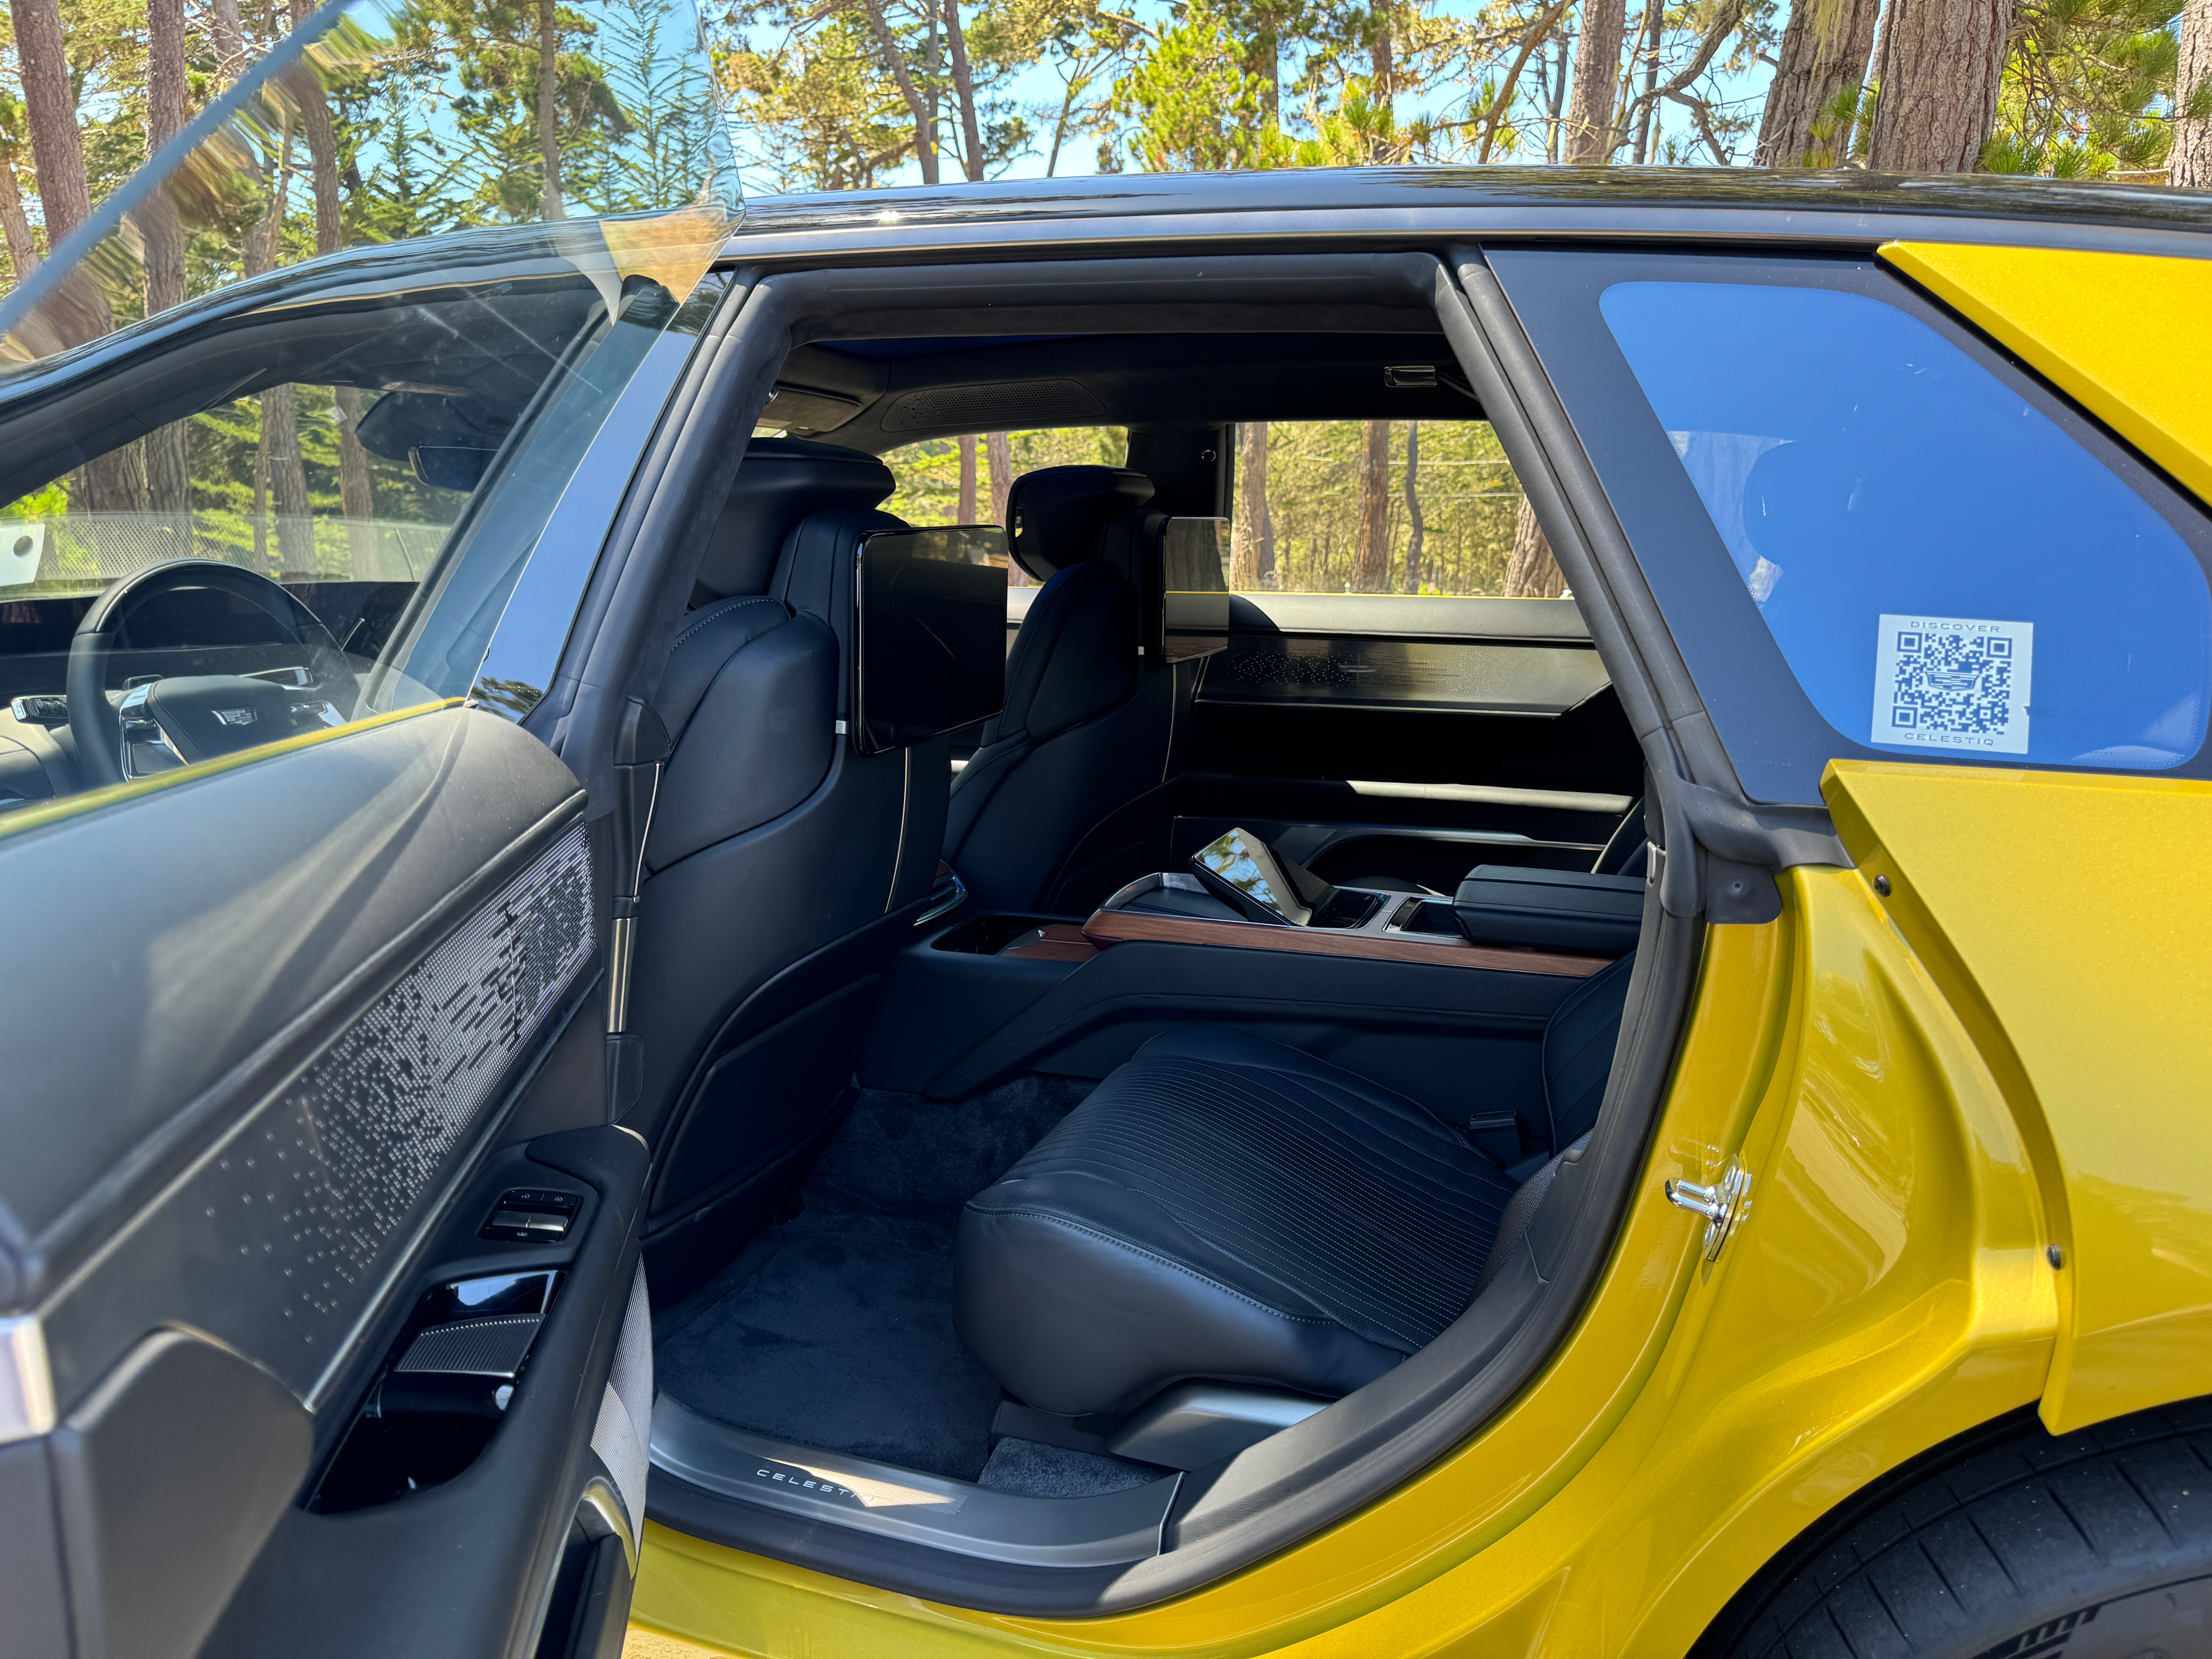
[1666,1158,1752,1261]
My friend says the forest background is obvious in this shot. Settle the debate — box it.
[0,0,2207,596]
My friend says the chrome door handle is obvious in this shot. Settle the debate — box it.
[1666,1158,1752,1262]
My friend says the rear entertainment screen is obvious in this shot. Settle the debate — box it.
[854,526,1008,755]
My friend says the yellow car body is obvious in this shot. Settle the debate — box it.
[628,244,2212,1659]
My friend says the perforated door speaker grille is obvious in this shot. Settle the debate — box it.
[42,821,595,1409]
[397,1315,543,1377]
[879,380,1105,434]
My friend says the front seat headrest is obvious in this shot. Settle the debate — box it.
[1007,466,1154,583]
[695,438,896,598]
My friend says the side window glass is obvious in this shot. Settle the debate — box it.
[877,421,1539,598]
[0,263,709,813]
[1221,419,1532,597]
[1598,281,2212,770]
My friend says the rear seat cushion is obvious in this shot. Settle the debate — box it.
[955,1027,1519,1421]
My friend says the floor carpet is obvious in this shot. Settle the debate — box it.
[653,1073,1094,1482]
[977,1436,1167,1498]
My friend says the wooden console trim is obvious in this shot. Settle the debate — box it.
[1079,908,1616,977]
[997,923,1099,963]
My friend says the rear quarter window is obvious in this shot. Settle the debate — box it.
[1601,280,2211,771]
[1488,249,2212,800]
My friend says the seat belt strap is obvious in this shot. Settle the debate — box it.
[606,697,669,1121]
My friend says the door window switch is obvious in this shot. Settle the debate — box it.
[479,1188,581,1243]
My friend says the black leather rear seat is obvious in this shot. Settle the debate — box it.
[955,954,1637,1423]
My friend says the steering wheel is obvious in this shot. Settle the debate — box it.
[68,560,357,788]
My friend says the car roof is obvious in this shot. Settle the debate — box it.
[728,165,2212,263]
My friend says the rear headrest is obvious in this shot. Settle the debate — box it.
[695,438,896,598]
[1007,467,1155,583]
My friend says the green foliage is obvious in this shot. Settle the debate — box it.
[880,421,1530,596]
[718,11,917,190]
[1982,0,2182,176]
[716,0,1044,191]
[882,427,1129,524]
[1109,0,1279,169]
[1243,419,1524,595]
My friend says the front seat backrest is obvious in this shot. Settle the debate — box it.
[942,465,1175,911]
[625,440,951,1298]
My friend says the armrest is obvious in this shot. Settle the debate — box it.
[1452,866,1643,955]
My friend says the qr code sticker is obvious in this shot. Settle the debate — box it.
[1872,613,2035,754]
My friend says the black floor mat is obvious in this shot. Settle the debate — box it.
[653,1073,1094,1482]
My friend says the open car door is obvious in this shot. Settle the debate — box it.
[0,6,738,1654]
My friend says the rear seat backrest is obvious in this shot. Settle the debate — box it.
[942,465,1180,911]
[625,440,952,1298]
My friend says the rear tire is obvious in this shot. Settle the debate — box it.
[1718,1399,2212,1659]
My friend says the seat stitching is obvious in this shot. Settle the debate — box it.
[674,595,782,651]
[964,1206,1346,1327]
[1001,1059,1511,1346]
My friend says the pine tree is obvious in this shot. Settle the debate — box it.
[2178,0,2212,183]
[1866,0,2013,170]
[1756,0,1882,165]
[142,0,192,520]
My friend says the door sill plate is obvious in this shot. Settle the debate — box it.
[649,1394,1180,1568]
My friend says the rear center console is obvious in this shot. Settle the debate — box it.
[1080,827,1638,969]
[859,828,1641,1103]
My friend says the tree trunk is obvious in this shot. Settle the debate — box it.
[1755,0,1882,165]
[1547,30,1570,161]
[943,0,987,180]
[289,0,378,542]
[0,149,38,281]
[1628,0,1663,161]
[248,131,315,574]
[142,0,194,524]
[1400,422,1424,593]
[859,0,939,185]
[1371,2,1395,160]
[1505,497,1566,597]
[1865,0,2011,172]
[261,387,315,572]
[537,0,565,217]
[2174,0,2212,187]
[1230,421,1268,589]
[1475,0,1573,162]
[10,0,90,244]
[1352,419,1392,593]
[12,0,125,401]
[1563,0,1628,161]
[211,0,247,82]
[144,0,191,313]
[958,434,978,521]
[986,430,1013,517]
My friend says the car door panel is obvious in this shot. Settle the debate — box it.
[47,1328,312,1659]
[1825,759,2212,1435]
[0,705,628,1658]
[202,1126,649,1659]
[1472,240,2212,1451]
